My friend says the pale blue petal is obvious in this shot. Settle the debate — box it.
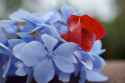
[38,24,60,38]
[13,41,47,67]
[55,42,78,57]
[42,11,55,22]
[53,55,75,73]
[89,40,106,56]
[0,20,17,34]
[33,59,55,83]
[34,11,55,22]
[54,22,68,34]
[8,39,25,48]
[58,72,71,82]
[45,11,62,24]
[74,51,93,70]
[9,9,29,20]
[41,34,58,51]
[86,70,108,82]
[10,10,42,25]
[54,42,78,64]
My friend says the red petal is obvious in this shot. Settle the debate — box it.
[81,29,95,51]
[63,27,83,49]
[62,15,106,52]
[80,15,106,39]
[67,15,106,40]
[62,29,94,52]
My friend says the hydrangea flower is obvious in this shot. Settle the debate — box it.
[13,34,79,83]
[0,4,108,83]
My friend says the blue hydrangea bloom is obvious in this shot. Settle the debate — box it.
[13,34,79,83]
[0,5,108,83]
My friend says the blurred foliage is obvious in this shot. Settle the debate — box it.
[5,0,22,13]
[103,0,125,59]
[1,0,125,59]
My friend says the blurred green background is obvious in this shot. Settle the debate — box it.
[104,0,125,59]
[0,0,125,60]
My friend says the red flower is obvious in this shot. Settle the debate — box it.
[62,15,106,52]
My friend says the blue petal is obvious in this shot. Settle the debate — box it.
[55,42,78,57]
[13,41,47,67]
[39,24,60,38]
[89,40,106,56]
[54,42,78,63]
[9,10,42,25]
[92,56,106,71]
[13,42,26,59]
[54,22,68,34]
[74,51,93,70]
[8,39,25,48]
[48,11,62,24]
[86,70,108,82]
[0,20,17,34]
[34,11,55,22]
[33,59,55,83]
[53,55,75,73]
[41,34,58,51]
[19,21,36,32]
[58,72,71,82]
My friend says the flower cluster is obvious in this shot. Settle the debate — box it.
[0,5,107,83]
